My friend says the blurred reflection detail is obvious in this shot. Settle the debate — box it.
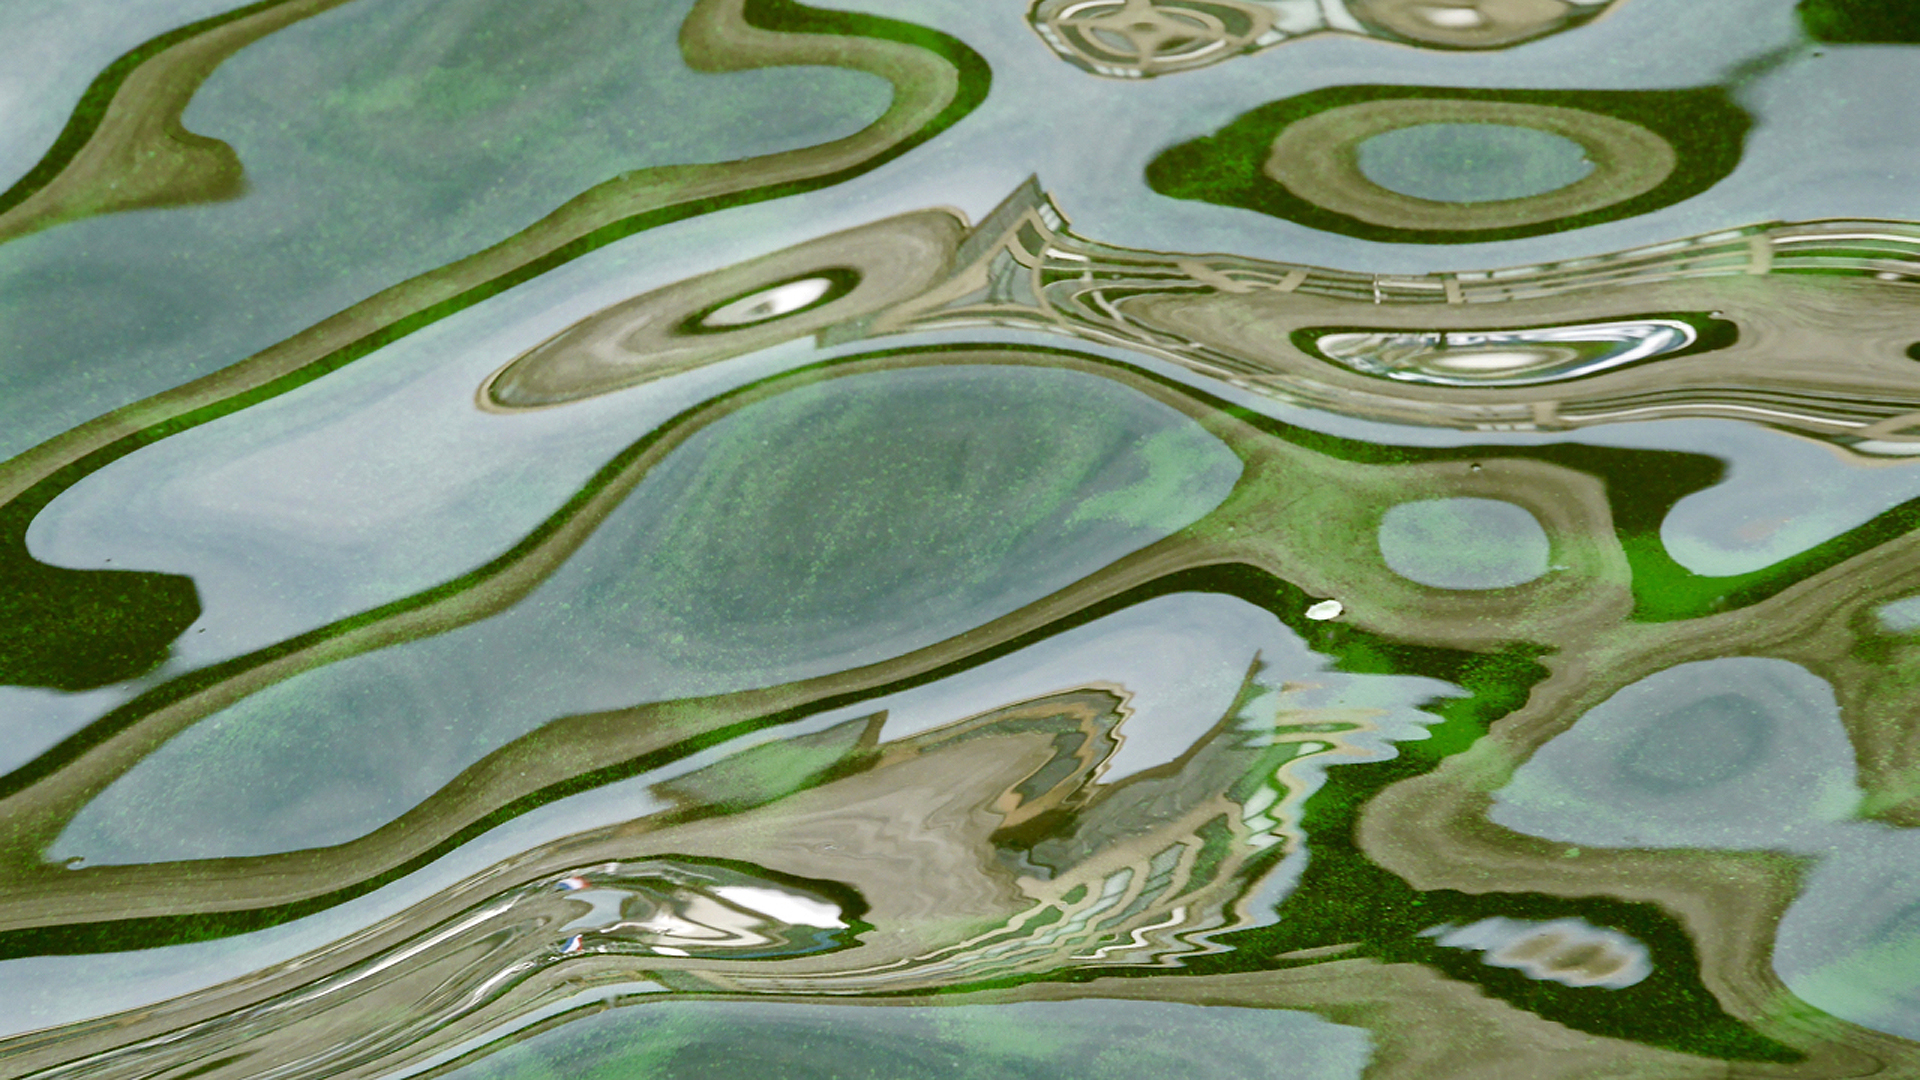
[1028,0,1622,78]
[1304,317,1702,386]
[9,678,1409,1079]
[1424,917,1654,989]
[482,212,966,408]
[4,0,1920,1074]
[1146,86,1747,241]
[818,179,1920,453]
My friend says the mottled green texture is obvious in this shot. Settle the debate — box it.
[1144,85,1751,243]
[1798,0,1920,42]
[0,0,991,693]
[622,367,1240,668]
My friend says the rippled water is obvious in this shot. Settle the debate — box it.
[1,0,1918,1076]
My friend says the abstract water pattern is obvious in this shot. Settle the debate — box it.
[1,0,1919,1077]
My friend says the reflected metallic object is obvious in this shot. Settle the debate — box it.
[540,861,853,959]
[1028,0,1621,78]
[692,273,855,330]
[1308,318,1698,386]
[480,212,963,409]
[1029,0,1277,78]
[5,678,1418,1079]
[825,178,1920,453]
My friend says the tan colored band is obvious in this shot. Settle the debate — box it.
[1263,98,1676,232]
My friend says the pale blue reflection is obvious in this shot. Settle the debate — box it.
[1660,427,1920,577]
[1489,657,1920,1041]
[0,0,249,189]
[442,999,1373,1080]
[0,0,891,460]
[1877,594,1920,633]
[1376,497,1550,590]
[1490,657,1860,851]
[50,368,1243,862]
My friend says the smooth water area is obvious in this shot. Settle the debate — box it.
[5,0,1920,1077]
[0,0,891,460]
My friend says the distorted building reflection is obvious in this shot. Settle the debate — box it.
[828,180,1920,457]
[485,173,1920,456]
[24,675,1404,1079]
[1027,0,1623,78]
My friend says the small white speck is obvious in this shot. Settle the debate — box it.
[1306,600,1343,621]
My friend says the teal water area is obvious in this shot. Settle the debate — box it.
[50,365,1240,862]
[9,0,1920,1074]
[441,999,1375,1080]
[0,0,891,461]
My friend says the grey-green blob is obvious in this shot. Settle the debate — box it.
[1355,123,1595,204]
[1490,656,1862,852]
[50,366,1243,863]
[0,0,894,459]
[444,999,1373,1080]
[1375,497,1550,590]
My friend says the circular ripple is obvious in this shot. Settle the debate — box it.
[1265,99,1674,233]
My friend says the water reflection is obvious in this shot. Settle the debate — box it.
[1028,0,1622,78]
[1306,317,1701,385]
[4,0,1920,1074]
[444,999,1374,1080]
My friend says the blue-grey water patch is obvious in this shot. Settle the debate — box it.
[441,998,1374,1080]
[1877,595,1920,633]
[1376,497,1550,590]
[0,0,892,461]
[1489,657,1861,852]
[1659,427,1920,577]
[1356,123,1595,204]
[1775,828,1920,1044]
[49,365,1244,862]
[0,0,250,190]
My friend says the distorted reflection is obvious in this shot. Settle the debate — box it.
[1425,917,1653,989]
[1028,0,1622,78]
[1306,318,1700,386]
[1375,497,1551,589]
[4,0,1920,1076]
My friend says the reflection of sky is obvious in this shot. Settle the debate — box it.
[3,590,1445,1038]
[812,0,1920,272]
[1488,655,1920,1042]
[0,0,891,460]
[1656,426,1920,576]
[0,0,248,189]
[802,591,1460,784]
[49,368,1242,862]
[442,999,1372,1080]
